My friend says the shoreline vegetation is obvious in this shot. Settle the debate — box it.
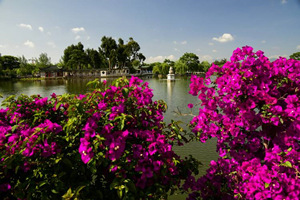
[0,35,226,83]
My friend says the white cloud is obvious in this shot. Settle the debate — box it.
[38,26,44,32]
[281,0,287,4]
[269,54,288,60]
[0,44,6,48]
[212,49,217,53]
[174,48,180,52]
[146,55,176,63]
[173,40,187,45]
[18,23,32,30]
[199,55,213,62]
[297,45,300,50]
[181,41,187,45]
[75,35,81,40]
[24,40,35,48]
[208,42,214,46]
[47,42,56,48]
[212,33,234,43]
[261,40,266,44]
[167,55,175,60]
[71,27,85,34]
[86,36,91,40]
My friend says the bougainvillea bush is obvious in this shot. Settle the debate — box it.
[187,46,300,199]
[0,77,199,199]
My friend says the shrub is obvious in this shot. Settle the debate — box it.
[0,77,199,199]
[187,46,300,199]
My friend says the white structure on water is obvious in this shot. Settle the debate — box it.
[167,66,175,81]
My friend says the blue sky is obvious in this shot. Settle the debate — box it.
[0,0,299,63]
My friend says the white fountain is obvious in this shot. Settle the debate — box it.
[167,66,175,81]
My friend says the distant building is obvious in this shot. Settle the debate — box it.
[40,66,63,78]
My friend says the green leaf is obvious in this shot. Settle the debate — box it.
[74,185,86,197]
[51,189,59,194]
[281,161,292,168]
[120,117,125,130]
[177,134,182,140]
[11,125,19,133]
[264,182,270,188]
[122,88,129,98]
[126,180,137,194]
[280,117,284,124]
[39,180,47,187]
[15,165,20,174]
[117,189,123,199]
[62,188,74,199]
[110,179,120,190]
[86,79,100,88]
[56,103,61,110]
[55,157,62,164]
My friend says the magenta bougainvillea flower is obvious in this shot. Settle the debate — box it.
[186,46,300,199]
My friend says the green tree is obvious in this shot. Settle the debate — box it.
[179,53,200,72]
[290,52,300,60]
[199,61,211,72]
[0,55,20,70]
[125,37,145,73]
[100,36,117,70]
[213,58,227,67]
[63,42,88,70]
[17,55,36,76]
[163,59,175,66]
[35,53,52,69]
[97,36,145,72]
[116,38,129,69]
[0,57,3,76]
[152,62,170,75]
[86,48,103,69]
[0,55,20,77]
[174,60,188,75]
[147,62,159,73]
[152,63,162,75]
[126,37,141,61]
[137,53,146,64]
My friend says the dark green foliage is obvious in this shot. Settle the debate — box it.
[290,52,300,60]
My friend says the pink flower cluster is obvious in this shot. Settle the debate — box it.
[187,46,300,199]
[78,76,181,189]
[0,76,195,199]
[0,95,66,194]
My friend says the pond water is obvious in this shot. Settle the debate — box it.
[0,77,219,199]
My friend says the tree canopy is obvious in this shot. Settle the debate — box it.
[290,52,300,60]
[179,53,200,72]
[0,55,20,70]
[199,61,211,72]
[62,42,88,70]
[152,62,170,75]
[17,55,37,76]
[35,53,52,69]
[61,36,145,72]
[213,58,227,66]
[174,60,187,75]
[0,55,20,77]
